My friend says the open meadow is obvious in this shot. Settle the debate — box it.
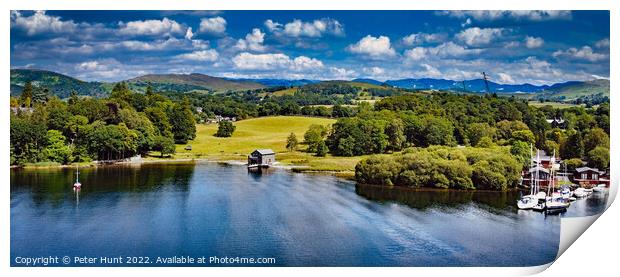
[171,116,364,173]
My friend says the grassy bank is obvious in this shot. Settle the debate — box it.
[171,116,362,173]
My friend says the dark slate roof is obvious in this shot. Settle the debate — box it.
[254,149,275,155]
[575,167,602,173]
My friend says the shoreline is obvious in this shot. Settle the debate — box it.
[11,158,528,191]
[10,157,356,177]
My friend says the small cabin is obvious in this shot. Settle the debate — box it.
[248,149,276,168]
[573,167,609,186]
[523,166,553,187]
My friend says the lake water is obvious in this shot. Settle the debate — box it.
[10,162,607,267]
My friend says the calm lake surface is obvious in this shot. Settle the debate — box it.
[10,162,607,266]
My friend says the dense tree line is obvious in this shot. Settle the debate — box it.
[10,83,195,165]
[161,90,354,121]
[355,146,522,190]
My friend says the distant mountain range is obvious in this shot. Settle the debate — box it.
[378,78,608,95]
[10,68,609,101]
[353,77,609,99]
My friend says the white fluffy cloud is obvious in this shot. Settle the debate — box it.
[11,10,77,36]
[595,38,610,48]
[185,27,194,40]
[76,60,103,71]
[232,52,323,71]
[524,36,544,48]
[402,32,445,46]
[347,35,396,59]
[264,20,282,32]
[419,64,442,78]
[456,27,505,47]
[404,42,482,61]
[553,46,608,62]
[291,56,324,70]
[329,67,357,79]
[498,72,515,83]
[234,28,266,52]
[72,59,131,80]
[363,67,385,75]
[265,18,344,37]
[118,17,184,37]
[120,38,185,51]
[175,49,219,62]
[440,11,571,21]
[199,16,227,35]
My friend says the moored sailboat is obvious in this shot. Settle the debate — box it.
[544,150,569,214]
[517,145,540,210]
[73,166,82,189]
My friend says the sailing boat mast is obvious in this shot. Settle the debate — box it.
[534,150,540,194]
[547,150,555,197]
[73,165,82,188]
[529,144,534,195]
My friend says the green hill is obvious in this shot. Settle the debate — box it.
[545,79,610,99]
[10,69,108,98]
[127,73,265,92]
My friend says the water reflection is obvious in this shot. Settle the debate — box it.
[73,187,80,207]
[10,162,196,207]
[355,184,520,212]
[355,183,608,217]
[247,166,276,181]
[563,191,608,217]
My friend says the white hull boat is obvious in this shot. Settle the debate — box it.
[545,201,568,214]
[517,195,538,210]
[573,188,588,198]
[593,184,607,193]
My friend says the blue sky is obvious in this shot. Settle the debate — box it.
[10,10,609,85]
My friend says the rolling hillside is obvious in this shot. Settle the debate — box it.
[543,79,610,98]
[10,69,108,98]
[127,73,265,92]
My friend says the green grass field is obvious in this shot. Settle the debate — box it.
[527,101,584,109]
[171,116,362,172]
[269,87,298,96]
